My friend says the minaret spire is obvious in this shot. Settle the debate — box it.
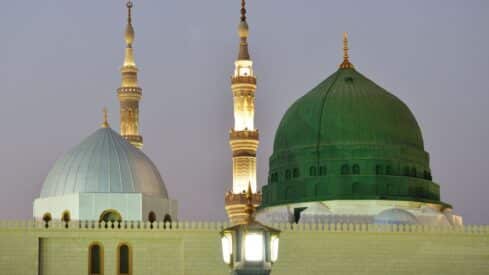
[237,0,250,60]
[240,0,247,22]
[118,1,143,149]
[225,0,261,225]
[340,32,354,69]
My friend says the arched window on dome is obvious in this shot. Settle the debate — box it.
[273,172,279,182]
[61,210,70,223]
[293,168,300,178]
[100,210,122,224]
[309,166,317,176]
[148,211,156,223]
[352,164,360,175]
[319,166,327,176]
[375,165,383,175]
[411,167,417,177]
[42,213,52,228]
[118,243,131,275]
[341,164,350,175]
[403,167,410,176]
[285,169,291,180]
[423,171,429,180]
[386,166,393,175]
[163,214,172,224]
[89,243,103,275]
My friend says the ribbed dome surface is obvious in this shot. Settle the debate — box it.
[40,127,167,198]
[261,67,448,208]
[274,68,423,152]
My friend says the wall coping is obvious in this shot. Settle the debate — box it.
[0,220,488,234]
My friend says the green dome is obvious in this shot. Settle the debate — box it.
[261,67,450,208]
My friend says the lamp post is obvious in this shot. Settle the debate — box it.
[221,184,280,275]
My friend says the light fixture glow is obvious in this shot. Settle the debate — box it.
[221,233,232,264]
[271,236,279,262]
[245,233,264,261]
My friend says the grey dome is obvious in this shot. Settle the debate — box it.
[40,127,168,198]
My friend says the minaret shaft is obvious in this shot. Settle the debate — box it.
[225,0,262,225]
[118,1,143,149]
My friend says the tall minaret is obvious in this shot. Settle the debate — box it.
[118,1,143,149]
[225,0,262,225]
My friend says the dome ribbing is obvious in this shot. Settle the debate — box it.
[40,127,167,198]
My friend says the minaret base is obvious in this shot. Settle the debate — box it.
[225,192,261,225]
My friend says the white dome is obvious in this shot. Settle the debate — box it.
[40,127,167,198]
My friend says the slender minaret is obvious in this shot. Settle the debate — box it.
[118,1,143,149]
[225,0,262,225]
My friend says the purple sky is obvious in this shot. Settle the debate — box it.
[1,0,488,224]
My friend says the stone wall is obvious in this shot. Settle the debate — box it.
[1,221,488,275]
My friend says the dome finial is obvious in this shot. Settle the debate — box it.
[340,32,354,69]
[127,1,133,24]
[240,0,247,22]
[102,107,109,128]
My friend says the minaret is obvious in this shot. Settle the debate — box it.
[118,1,143,149]
[225,0,262,225]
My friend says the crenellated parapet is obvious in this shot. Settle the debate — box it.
[1,220,488,234]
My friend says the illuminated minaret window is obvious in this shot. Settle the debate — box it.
[225,0,262,225]
[118,1,143,149]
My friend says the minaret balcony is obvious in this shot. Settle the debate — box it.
[118,87,142,97]
[231,76,256,85]
[229,129,259,140]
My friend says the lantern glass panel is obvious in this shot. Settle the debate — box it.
[221,233,232,264]
[271,235,279,262]
[245,233,264,261]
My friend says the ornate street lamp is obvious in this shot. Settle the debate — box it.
[221,184,280,275]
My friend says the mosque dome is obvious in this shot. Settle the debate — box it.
[40,126,168,198]
[261,66,450,209]
[374,208,418,225]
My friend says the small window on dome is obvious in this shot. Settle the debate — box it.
[375,165,383,175]
[148,211,156,223]
[163,214,172,224]
[42,213,52,228]
[319,166,327,176]
[293,168,300,178]
[411,168,417,177]
[341,164,350,175]
[285,169,291,180]
[352,164,360,175]
[309,166,317,176]
[62,210,70,227]
[403,167,410,176]
[386,166,393,175]
[273,172,279,182]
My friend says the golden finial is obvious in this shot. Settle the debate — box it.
[240,0,247,22]
[127,1,133,24]
[125,1,135,46]
[102,107,109,128]
[340,32,354,69]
